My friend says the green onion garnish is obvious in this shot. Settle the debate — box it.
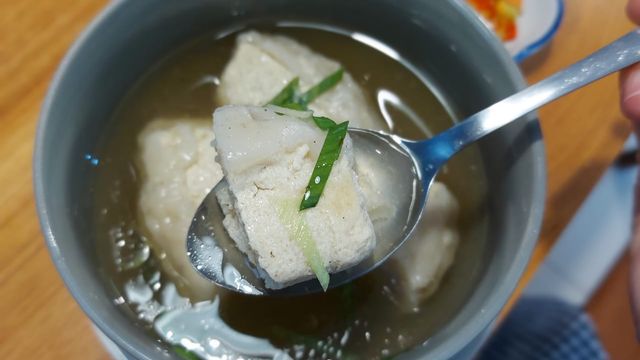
[275,197,330,290]
[172,345,200,360]
[265,69,349,288]
[266,68,343,110]
[268,77,300,107]
[269,68,349,214]
[300,121,349,210]
[268,69,349,211]
[312,116,337,130]
[299,68,344,105]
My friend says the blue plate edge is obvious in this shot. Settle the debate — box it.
[513,0,565,63]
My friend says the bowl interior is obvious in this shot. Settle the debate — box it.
[35,0,544,359]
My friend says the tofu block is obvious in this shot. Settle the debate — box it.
[213,105,376,288]
[393,182,460,309]
[216,30,395,229]
[217,31,385,131]
[137,119,223,301]
[134,31,461,304]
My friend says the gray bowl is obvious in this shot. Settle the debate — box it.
[34,0,545,359]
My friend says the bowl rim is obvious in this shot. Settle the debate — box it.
[33,1,547,359]
[408,2,546,358]
[33,2,158,359]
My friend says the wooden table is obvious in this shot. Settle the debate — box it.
[0,0,638,358]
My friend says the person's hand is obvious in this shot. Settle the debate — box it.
[621,0,640,132]
[620,0,640,337]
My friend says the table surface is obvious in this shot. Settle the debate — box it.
[1,0,638,358]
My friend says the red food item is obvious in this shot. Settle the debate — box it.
[468,0,521,41]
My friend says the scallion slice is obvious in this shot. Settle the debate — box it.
[172,345,200,360]
[299,68,344,105]
[267,69,349,212]
[312,116,338,130]
[275,197,330,290]
[300,121,349,210]
[267,68,344,110]
[268,77,300,107]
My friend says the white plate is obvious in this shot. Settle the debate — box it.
[470,0,565,62]
[505,0,564,62]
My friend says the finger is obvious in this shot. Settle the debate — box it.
[629,0,640,24]
[619,64,640,133]
[632,169,640,339]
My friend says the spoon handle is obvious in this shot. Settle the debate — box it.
[411,29,640,166]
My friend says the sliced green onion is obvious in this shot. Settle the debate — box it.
[267,69,348,213]
[312,116,337,130]
[300,121,349,210]
[299,68,344,105]
[266,104,313,119]
[268,77,300,107]
[172,345,200,360]
[277,101,307,111]
[267,68,344,110]
[275,197,330,290]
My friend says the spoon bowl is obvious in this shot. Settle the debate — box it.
[188,29,640,296]
[187,128,422,295]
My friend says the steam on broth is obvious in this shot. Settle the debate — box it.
[94,27,489,359]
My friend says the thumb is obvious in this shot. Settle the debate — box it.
[620,63,640,134]
[628,0,640,25]
[632,169,640,339]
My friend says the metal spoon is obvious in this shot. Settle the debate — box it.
[188,29,640,296]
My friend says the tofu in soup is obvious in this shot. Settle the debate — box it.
[213,105,376,288]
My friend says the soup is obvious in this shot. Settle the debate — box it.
[93,26,489,359]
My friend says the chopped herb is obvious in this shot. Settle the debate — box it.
[268,77,300,107]
[172,345,200,360]
[278,101,307,111]
[312,116,338,130]
[300,121,349,210]
[299,68,344,105]
[275,197,330,290]
[267,69,349,211]
[266,68,344,110]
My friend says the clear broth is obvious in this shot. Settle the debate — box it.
[94,27,489,359]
